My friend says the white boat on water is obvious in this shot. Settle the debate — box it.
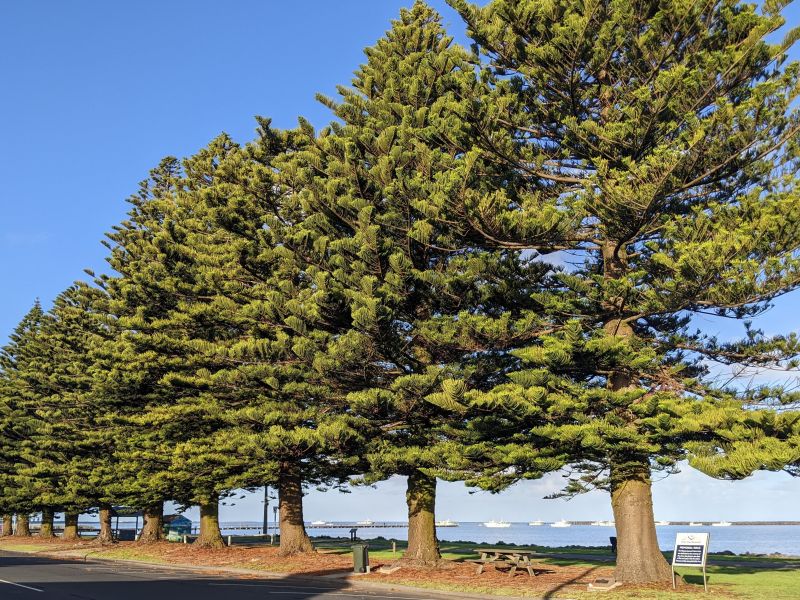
[483,520,511,528]
[528,520,544,526]
[656,521,671,526]
[590,521,604,526]
[356,519,374,526]
[310,520,331,526]
[436,519,458,527]
[712,521,732,527]
[551,520,572,528]
[688,522,702,527]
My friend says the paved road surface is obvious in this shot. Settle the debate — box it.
[0,550,445,600]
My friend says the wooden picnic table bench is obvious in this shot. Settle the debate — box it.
[470,548,539,577]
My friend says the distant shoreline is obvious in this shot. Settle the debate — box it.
[27,520,800,527]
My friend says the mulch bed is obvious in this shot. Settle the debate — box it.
[371,559,615,595]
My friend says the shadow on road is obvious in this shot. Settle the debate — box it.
[0,550,361,599]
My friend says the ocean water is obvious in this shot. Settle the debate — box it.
[215,522,800,556]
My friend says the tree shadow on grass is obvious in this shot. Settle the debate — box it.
[541,564,604,599]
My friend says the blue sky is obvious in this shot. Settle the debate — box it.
[2,1,799,523]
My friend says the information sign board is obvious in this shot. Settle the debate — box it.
[672,532,710,591]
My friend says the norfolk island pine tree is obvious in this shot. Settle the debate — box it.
[283,2,560,562]
[97,158,180,542]
[26,283,122,544]
[101,148,261,549]
[0,302,45,538]
[438,0,800,584]
[153,130,367,554]
[0,304,56,537]
[0,287,123,544]
[224,123,371,556]
[103,133,366,552]
[97,157,196,543]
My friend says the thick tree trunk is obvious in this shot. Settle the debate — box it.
[138,502,164,543]
[13,514,31,537]
[404,471,440,563]
[96,505,115,544]
[39,508,55,538]
[599,258,673,585]
[611,463,672,584]
[1,514,12,536]
[195,499,225,548]
[278,464,313,555]
[62,512,80,541]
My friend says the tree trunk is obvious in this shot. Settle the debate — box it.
[195,499,225,548]
[96,505,115,544]
[138,502,164,543]
[278,464,313,555]
[611,463,672,584]
[13,514,31,537]
[39,508,55,538]
[405,471,440,563]
[599,247,673,586]
[1,514,12,536]
[63,512,80,541]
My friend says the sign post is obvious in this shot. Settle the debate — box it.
[672,532,710,591]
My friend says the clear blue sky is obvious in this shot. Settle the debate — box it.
[2,1,799,523]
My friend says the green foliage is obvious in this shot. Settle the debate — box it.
[0,302,46,514]
[0,284,114,516]
[284,2,561,491]
[1,0,799,544]
[444,0,800,492]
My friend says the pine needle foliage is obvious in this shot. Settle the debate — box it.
[282,2,562,560]
[445,0,800,583]
[23,283,118,517]
[102,129,366,552]
[0,302,46,517]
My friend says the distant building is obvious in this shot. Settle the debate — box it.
[163,514,192,536]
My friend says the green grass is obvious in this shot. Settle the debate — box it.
[681,564,800,600]
[0,542,62,552]
[92,546,170,564]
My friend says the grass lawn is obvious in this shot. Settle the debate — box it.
[0,542,65,553]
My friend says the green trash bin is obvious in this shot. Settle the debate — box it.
[351,543,369,573]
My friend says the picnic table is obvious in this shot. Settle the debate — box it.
[471,548,539,577]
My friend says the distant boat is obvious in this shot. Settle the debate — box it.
[688,522,702,527]
[310,520,330,526]
[528,520,543,526]
[590,521,604,526]
[656,521,671,526]
[712,521,732,527]
[435,519,458,527]
[551,520,572,528]
[356,519,374,526]
[483,520,511,528]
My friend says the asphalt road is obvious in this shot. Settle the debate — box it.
[0,550,446,600]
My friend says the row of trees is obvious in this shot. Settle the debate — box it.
[2,0,800,583]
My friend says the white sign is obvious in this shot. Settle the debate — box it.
[672,532,710,591]
[673,532,709,566]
